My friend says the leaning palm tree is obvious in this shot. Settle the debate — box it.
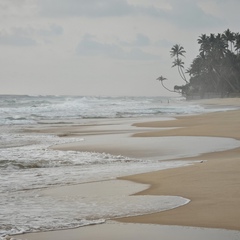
[156,76,176,93]
[170,44,189,83]
[171,58,189,84]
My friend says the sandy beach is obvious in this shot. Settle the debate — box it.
[15,98,240,239]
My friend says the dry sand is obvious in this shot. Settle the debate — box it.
[117,100,240,230]
[15,98,240,239]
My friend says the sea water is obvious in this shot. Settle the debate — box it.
[0,95,238,239]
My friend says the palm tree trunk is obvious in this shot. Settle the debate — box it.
[177,66,185,81]
[161,81,176,93]
[179,66,189,83]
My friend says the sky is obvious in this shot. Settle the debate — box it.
[0,0,239,96]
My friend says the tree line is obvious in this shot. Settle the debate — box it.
[157,29,240,98]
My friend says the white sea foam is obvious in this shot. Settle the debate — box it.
[0,95,239,238]
[0,180,190,238]
[0,126,195,237]
[0,95,236,125]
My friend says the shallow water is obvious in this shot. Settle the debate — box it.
[0,95,239,239]
[14,222,240,240]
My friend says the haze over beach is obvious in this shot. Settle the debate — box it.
[0,0,240,96]
[1,1,240,240]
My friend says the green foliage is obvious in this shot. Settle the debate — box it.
[170,44,189,83]
[159,29,240,98]
[187,29,240,97]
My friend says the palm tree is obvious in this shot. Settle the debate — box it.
[197,34,208,45]
[223,29,235,52]
[214,33,228,59]
[198,34,210,56]
[170,44,189,83]
[197,33,233,92]
[207,34,235,92]
[170,44,186,59]
[172,58,186,81]
[162,29,240,98]
[156,76,176,93]
[235,33,240,54]
[187,55,206,77]
[209,33,216,46]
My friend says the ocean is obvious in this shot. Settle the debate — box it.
[0,95,238,239]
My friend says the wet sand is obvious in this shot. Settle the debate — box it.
[118,104,240,230]
[15,222,240,240]
[15,98,240,239]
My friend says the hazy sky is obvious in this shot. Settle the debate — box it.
[0,0,239,96]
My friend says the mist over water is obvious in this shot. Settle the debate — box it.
[0,95,215,125]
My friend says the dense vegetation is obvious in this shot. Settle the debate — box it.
[158,29,240,99]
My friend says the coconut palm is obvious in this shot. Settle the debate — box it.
[170,44,186,59]
[187,55,205,77]
[223,29,235,52]
[198,34,211,58]
[170,44,189,83]
[171,58,189,83]
[156,76,176,93]
[213,33,228,59]
[172,58,185,69]
[235,33,240,54]
[160,29,240,98]
[189,30,239,95]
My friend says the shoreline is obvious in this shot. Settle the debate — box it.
[117,103,240,230]
[118,145,240,230]
[14,98,240,239]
